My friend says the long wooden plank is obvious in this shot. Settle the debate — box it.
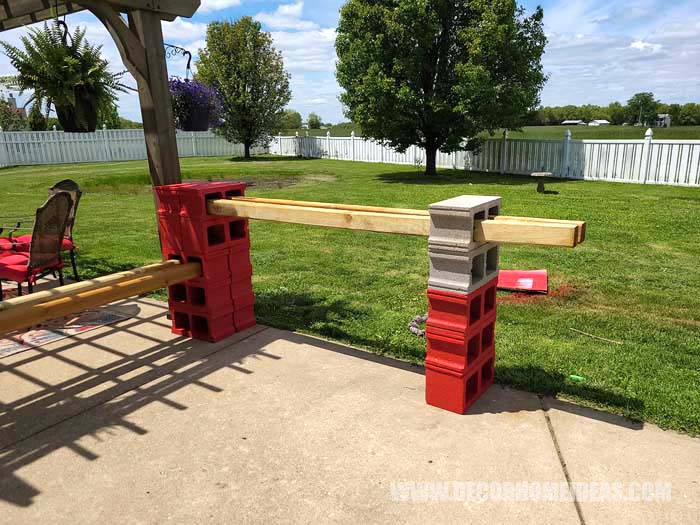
[0,261,201,337]
[475,219,577,247]
[209,198,581,247]
[495,215,586,244]
[208,199,432,236]
[234,196,429,216]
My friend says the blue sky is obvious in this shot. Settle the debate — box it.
[1,0,698,123]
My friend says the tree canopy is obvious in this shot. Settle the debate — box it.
[308,112,322,129]
[336,0,547,175]
[197,17,291,158]
[280,109,302,129]
[627,92,659,127]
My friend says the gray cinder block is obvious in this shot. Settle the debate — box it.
[429,195,502,251]
[428,242,499,294]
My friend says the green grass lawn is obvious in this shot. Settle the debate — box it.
[283,125,700,140]
[1,157,699,435]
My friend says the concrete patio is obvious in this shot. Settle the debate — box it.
[1,298,698,523]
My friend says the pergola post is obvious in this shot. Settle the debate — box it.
[129,10,182,186]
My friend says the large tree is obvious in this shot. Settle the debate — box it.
[627,92,658,126]
[280,109,302,129]
[197,17,291,158]
[308,112,322,129]
[336,0,547,175]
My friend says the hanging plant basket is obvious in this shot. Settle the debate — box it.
[183,107,211,131]
[169,77,220,132]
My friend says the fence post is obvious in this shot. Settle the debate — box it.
[351,131,356,161]
[191,131,198,157]
[500,130,508,174]
[100,124,110,161]
[0,127,7,167]
[326,131,331,158]
[640,128,654,183]
[562,129,571,178]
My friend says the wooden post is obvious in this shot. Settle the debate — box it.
[326,131,331,159]
[130,10,181,186]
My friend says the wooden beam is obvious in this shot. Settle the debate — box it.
[130,9,182,186]
[494,215,586,244]
[81,0,148,81]
[207,197,584,247]
[0,261,200,337]
[208,198,431,236]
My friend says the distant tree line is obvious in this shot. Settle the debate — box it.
[526,92,700,126]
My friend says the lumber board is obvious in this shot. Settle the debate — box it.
[495,215,586,244]
[475,219,578,247]
[0,261,200,337]
[209,198,583,247]
[208,199,431,236]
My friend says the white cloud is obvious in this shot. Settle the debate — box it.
[255,2,319,31]
[629,40,662,52]
[199,0,241,13]
[162,19,208,42]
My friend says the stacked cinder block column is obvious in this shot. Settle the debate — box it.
[154,182,255,342]
[425,196,501,414]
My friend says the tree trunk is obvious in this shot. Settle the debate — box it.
[244,142,251,159]
[425,145,438,176]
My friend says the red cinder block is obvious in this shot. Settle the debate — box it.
[175,181,246,218]
[231,277,254,298]
[181,251,230,282]
[179,216,250,256]
[169,279,234,316]
[427,276,498,334]
[158,213,183,257]
[425,325,482,372]
[425,363,480,415]
[191,312,236,342]
[479,351,495,394]
[232,293,256,330]
[154,186,181,216]
[229,248,253,280]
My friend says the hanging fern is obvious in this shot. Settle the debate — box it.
[0,20,129,132]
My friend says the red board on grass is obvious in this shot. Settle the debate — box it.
[497,269,548,293]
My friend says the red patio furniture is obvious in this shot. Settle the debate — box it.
[0,179,82,281]
[0,192,73,300]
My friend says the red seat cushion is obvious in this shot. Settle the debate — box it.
[0,253,61,283]
[7,234,75,252]
[0,238,15,251]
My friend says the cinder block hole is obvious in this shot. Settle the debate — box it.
[484,286,496,314]
[471,253,485,281]
[192,315,209,337]
[173,311,190,331]
[488,206,500,217]
[169,284,187,303]
[482,323,494,348]
[469,296,482,323]
[189,287,206,306]
[167,254,183,262]
[481,358,494,384]
[229,220,246,240]
[486,247,498,273]
[465,373,479,403]
[474,210,486,221]
[225,189,243,198]
[468,334,480,363]
[207,224,226,246]
[205,191,223,203]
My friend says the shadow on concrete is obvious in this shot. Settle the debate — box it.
[0,298,271,508]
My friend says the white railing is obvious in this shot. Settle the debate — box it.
[0,128,268,167]
[270,130,700,186]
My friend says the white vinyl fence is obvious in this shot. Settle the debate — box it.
[270,130,700,187]
[0,128,267,167]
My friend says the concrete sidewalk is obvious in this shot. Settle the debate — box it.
[1,298,698,523]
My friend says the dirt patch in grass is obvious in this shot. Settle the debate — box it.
[234,174,336,190]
